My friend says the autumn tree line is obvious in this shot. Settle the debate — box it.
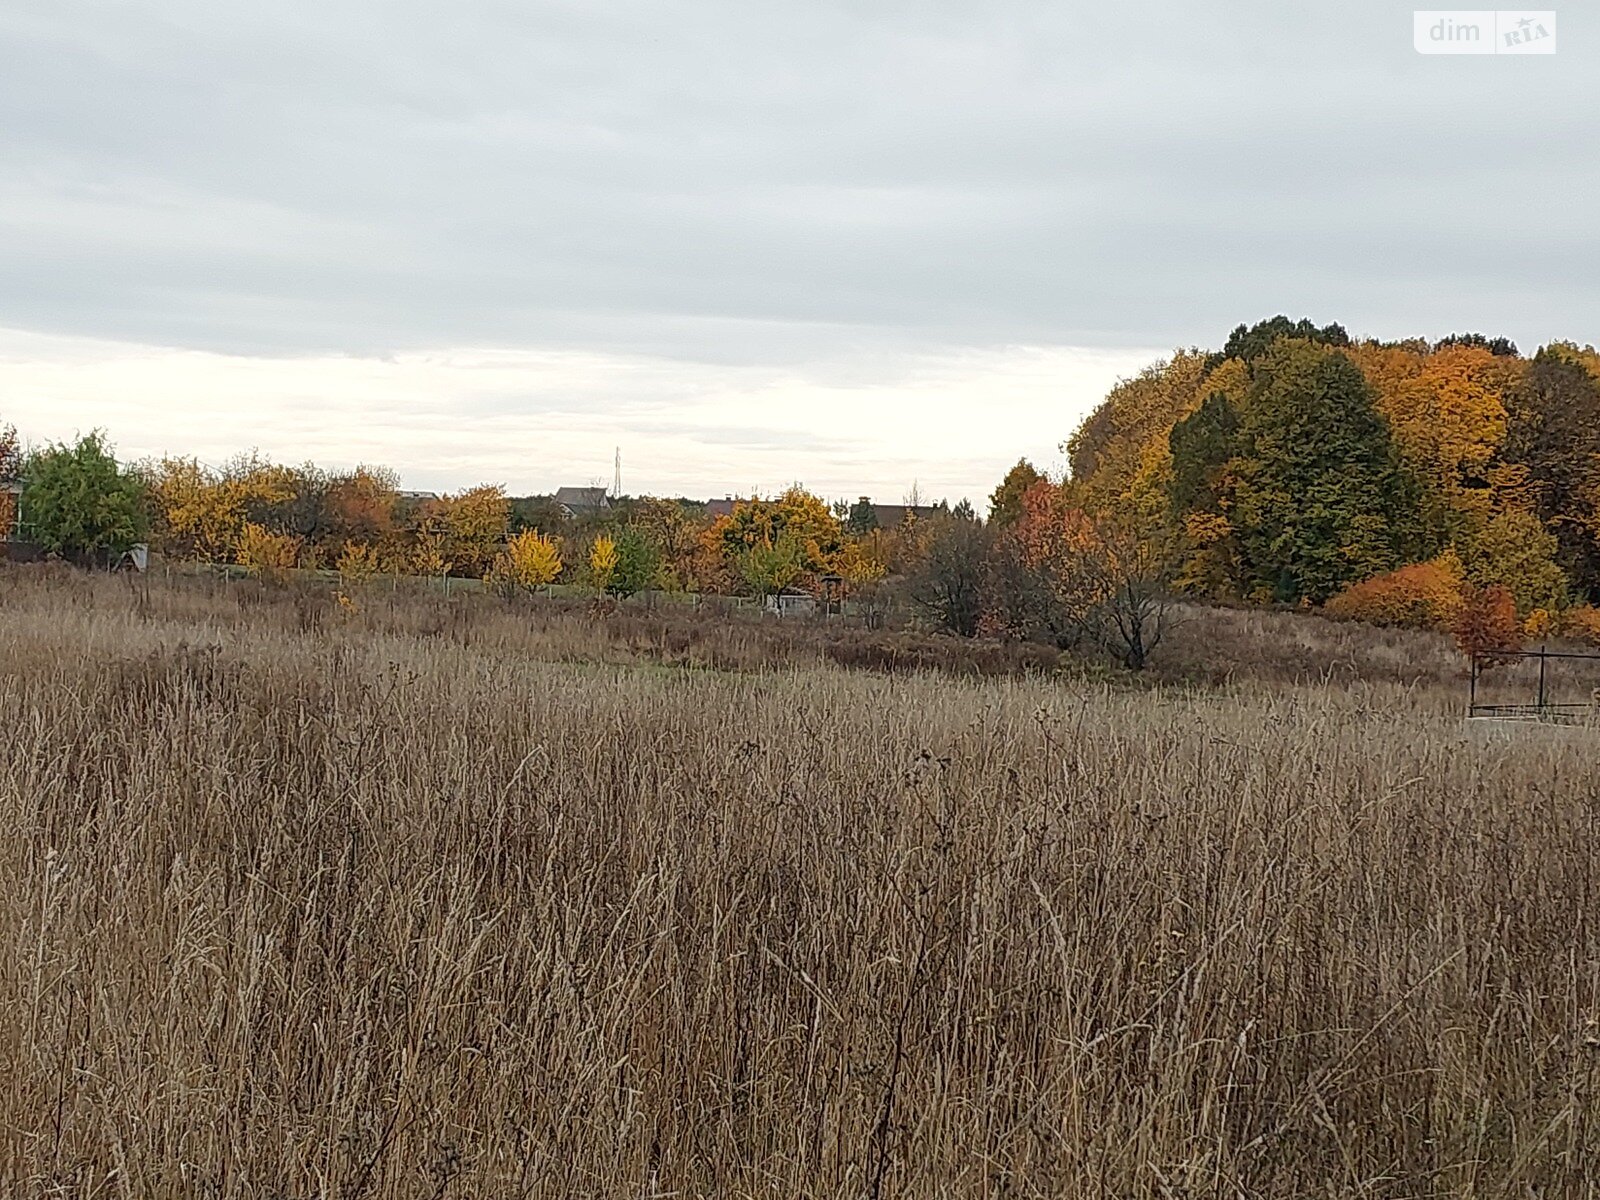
[0,429,941,605]
[1033,316,1600,657]
[3,314,1599,669]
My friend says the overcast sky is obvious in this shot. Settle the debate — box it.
[2,2,1596,502]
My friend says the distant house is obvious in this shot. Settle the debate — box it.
[398,489,440,503]
[555,486,612,518]
[704,494,945,530]
[870,499,940,534]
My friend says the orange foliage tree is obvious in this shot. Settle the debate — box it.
[1323,553,1466,631]
[1009,480,1173,669]
[324,467,400,564]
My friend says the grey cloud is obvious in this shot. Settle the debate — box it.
[1,0,1597,367]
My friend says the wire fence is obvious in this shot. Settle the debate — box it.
[1469,646,1600,723]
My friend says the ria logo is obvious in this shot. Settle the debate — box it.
[1414,10,1556,53]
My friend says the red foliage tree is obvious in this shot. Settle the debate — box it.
[0,421,21,540]
[1452,584,1522,665]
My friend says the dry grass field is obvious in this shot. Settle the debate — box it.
[2,567,1598,1197]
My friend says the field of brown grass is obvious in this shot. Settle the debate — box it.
[2,567,1598,1197]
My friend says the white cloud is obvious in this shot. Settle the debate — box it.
[0,327,1159,503]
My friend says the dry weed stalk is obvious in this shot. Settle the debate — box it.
[0,567,1596,1196]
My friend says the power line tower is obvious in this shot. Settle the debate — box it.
[612,447,622,498]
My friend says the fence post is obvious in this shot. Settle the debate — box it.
[1538,642,1549,712]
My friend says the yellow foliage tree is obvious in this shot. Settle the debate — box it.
[1348,343,1510,530]
[589,534,619,592]
[489,530,562,595]
[1523,607,1555,640]
[1460,508,1568,616]
[409,485,508,578]
[220,453,298,525]
[235,523,300,581]
[440,485,510,578]
[1065,351,1210,514]
[714,487,844,577]
[837,537,887,585]
[1173,509,1238,596]
[144,457,240,562]
[336,541,380,586]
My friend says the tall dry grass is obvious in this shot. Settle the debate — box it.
[1,568,1598,1197]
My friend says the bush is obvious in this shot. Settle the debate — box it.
[1563,605,1600,646]
[1323,554,1465,630]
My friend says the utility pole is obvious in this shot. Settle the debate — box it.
[613,447,622,499]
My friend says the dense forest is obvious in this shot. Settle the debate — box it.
[1054,316,1600,623]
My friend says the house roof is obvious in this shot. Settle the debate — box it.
[555,486,611,510]
[866,502,943,528]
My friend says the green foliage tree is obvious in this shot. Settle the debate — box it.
[1231,342,1422,603]
[21,431,148,563]
[1219,315,1350,365]
[1166,392,1239,518]
[738,535,804,600]
[1460,508,1568,616]
[627,497,696,589]
[987,459,1044,527]
[1164,392,1245,597]
[609,528,661,597]
[1502,351,1600,599]
[844,496,879,535]
[509,495,570,536]
[1436,332,1519,357]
